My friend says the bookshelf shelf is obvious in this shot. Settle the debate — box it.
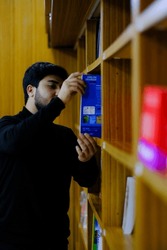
[135,0,167,32]
[105,227,134,250]
[86,57,102,73]
[95,137,103,147]
[45,0,167,249]
[88,193,102,221]
[79,223,88,250]
[102,141,135,170]
[73,0,167,248]
[135,165,167,203]
[103,25,133,60]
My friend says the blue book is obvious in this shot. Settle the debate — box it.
[92,215,103,250]
[80,74,101,138]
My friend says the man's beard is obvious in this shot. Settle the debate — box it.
[35,102,43,111]
[34,90,46,110]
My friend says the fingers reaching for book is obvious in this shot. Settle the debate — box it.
[58,72,86,104]
[76,133,97,162]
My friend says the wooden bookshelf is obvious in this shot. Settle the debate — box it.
[45,0,167,249]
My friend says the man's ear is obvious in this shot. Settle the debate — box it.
[27,84,35,97]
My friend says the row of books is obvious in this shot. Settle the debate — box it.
[80,191,103,249]
[80,74,137,238]
[80,175,136,250]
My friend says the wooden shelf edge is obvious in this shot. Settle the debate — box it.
[78,223,88,249]
[103,24,134,60]
[104,226,134,250]
[75,0,101,49]
[135,0,167,32]
[86,57,102,73]
[102,141,135,170]
[74,123,80,131]
[88,193,102,226]
[135,161,167,203]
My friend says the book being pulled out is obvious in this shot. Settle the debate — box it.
[80,74,101,138]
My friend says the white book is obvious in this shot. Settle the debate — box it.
[122,177,136,235]
[80,191,88,229]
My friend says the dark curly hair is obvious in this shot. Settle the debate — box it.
[23,62,68,103]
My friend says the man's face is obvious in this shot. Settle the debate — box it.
[34,75,63,110]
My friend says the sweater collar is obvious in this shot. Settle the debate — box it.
[19,106,33,118]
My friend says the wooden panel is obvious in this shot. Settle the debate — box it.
[0,0,77,126]
[47,0,99,48]
[103,59,132,153]
[86,19,98,66]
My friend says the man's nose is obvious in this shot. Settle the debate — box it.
[55,88,60,96]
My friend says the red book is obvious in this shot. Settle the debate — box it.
[139,85,167,154]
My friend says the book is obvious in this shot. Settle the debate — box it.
[92,214,103,250]
[138,85,167,172]
[80,191,88,229]
[139,85,167,154]
[80,74,101,138]
[138,138,167,172]
[122,177,136,235]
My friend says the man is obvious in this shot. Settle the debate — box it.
[0,62,99,250]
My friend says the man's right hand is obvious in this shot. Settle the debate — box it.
[57,72,86,104]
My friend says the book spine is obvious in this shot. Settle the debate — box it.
[80,191,88,229]
[92,215,103,250]
[122,177,136,235]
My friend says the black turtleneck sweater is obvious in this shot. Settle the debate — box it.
[0,97,99,248]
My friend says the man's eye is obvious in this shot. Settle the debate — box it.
[48,84,57,89]
[51,85,56,89]
[48,82,62,89]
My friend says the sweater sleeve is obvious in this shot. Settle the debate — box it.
[73,156,100,187]
[0,97,65,154]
